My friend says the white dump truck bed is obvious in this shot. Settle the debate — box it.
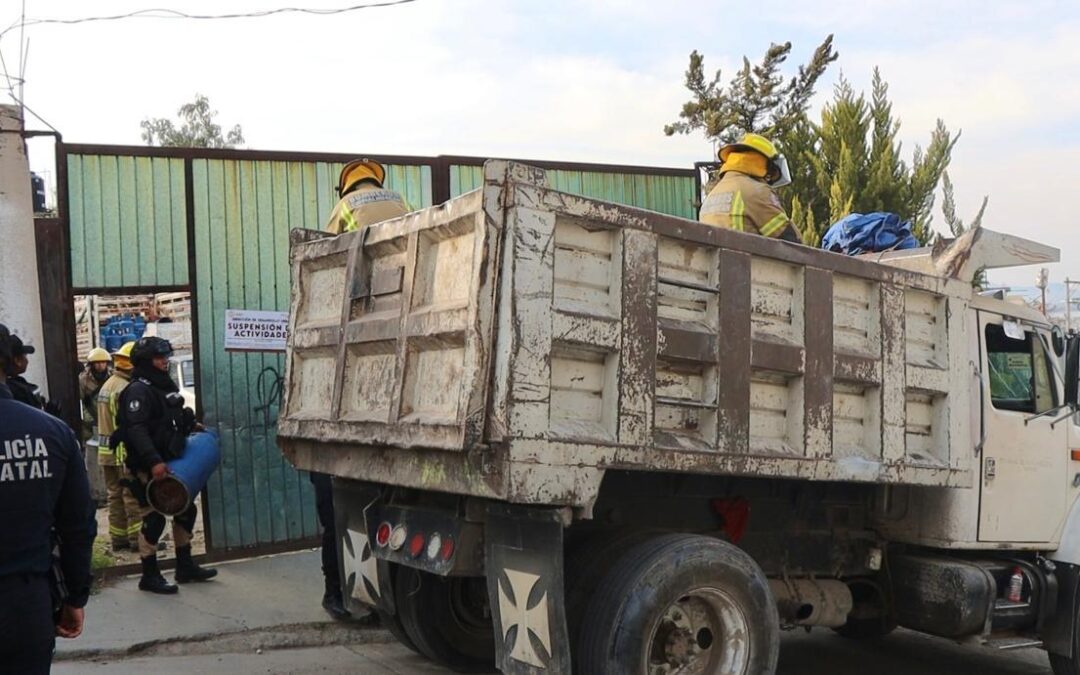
[278,160,983,509]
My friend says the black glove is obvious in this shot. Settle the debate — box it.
[44,399,63,417]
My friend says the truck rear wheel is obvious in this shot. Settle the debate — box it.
[394,567,495,672]
[578,533,779,674]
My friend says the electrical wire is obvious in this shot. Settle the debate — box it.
[0,0,417,41]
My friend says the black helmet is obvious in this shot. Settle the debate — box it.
[130,336,174,367]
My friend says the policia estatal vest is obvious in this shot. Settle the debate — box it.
[324,158,409,235]
[0,322,96,673]
[699,133,802,243]
[114,336,216,594]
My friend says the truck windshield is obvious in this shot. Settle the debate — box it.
[985,323,1056,413]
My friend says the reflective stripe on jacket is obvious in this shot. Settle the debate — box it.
[324,184,409,234]
[699,170,800,241]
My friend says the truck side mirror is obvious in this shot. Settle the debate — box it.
[1066,335,1080,408]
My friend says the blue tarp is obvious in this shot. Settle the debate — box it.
[821,212,919,256]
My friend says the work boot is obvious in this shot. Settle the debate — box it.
[138,556,178,595]
[322,588,351,622]
[174,545,217,583]
[111,540,130,552]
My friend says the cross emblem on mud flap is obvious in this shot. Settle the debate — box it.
[342,528,379,605]
[497,569,552,669]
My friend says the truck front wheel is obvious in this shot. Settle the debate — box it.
[578,533,779,674]
[394,567,495,672]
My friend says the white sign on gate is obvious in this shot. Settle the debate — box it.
[223,309,289,352]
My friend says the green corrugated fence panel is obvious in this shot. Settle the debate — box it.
[449,164,695,218]
[546,169,697,220]
[67,154,188,289]
[192,158,431,550]
[450,164,484,197]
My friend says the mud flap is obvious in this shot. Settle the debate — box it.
[333,479,397,616]
[1044,561,1080,658]
[485,505,572,674]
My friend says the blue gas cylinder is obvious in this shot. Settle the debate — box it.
[147,429,221,516]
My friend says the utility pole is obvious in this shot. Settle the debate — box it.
[0,105,47,396]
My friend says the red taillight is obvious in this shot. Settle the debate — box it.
[407,532,426,558]
[375,522,392,547]
[439,535,455,561]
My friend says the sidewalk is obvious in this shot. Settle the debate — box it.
[56,549,361,660]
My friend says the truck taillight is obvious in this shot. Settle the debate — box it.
[408,532,426,558]
[389,525,407,551]
[375,522,392,547]
[426,533,442,560]
[440,535,455,561]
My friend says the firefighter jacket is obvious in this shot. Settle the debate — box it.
[324,183,409,234]
[96,370,130,466]
[78,369,106,437]
[699,170,801,243]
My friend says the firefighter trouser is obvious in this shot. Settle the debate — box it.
[102,464,142,546]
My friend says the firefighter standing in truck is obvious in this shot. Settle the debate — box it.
[324,158,409,235]
[699,132,802,243]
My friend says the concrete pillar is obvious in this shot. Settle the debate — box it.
[0,104,48,396]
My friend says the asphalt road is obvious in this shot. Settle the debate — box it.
[57,627,1055,674]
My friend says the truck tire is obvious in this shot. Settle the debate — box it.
[565,529,660,649]
[578,533,779,675]
[394,567,495,672]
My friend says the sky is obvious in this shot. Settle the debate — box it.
[1,0,1076,286]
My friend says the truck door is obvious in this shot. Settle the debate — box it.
[978,313,1068,543]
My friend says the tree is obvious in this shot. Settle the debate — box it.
[664,37,838,145]
[141,94,244,148]
[668,43,963,247]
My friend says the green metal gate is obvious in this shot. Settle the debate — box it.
[63,145,695,553]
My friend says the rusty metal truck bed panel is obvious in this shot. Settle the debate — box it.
[278,161,975,509]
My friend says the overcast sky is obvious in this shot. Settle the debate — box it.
[1,0,1074,286]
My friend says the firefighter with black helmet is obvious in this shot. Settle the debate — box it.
[0,322,96,671]
[116,336,217,594]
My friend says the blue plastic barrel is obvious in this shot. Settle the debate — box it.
[147,429,221,516]
[104,334,122,352]
[115,319,133,335]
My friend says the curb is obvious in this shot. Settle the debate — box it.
[56,621,393,662]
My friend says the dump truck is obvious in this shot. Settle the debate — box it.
[278,160,1080,674]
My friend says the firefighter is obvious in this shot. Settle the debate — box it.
[699,133,802,243]
[116,337,216,594]
[79,348,112,443]
[0,322,96,672]
[96,342,143,551]
[324,158,409,235]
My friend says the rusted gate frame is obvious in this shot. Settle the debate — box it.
[47,143,697,556]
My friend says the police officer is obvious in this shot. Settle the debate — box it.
[5,334,44,409]
[116,336,216,594]
[0,322,96,673]
[324,158,409,235]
